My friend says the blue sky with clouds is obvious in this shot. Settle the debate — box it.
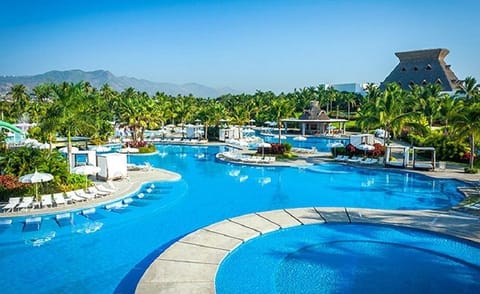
[1,0,479,93]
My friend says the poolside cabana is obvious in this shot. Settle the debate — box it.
[412,147,436,171]
[385,146,410,168]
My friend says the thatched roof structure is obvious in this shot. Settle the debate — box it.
[300,101,329,120]
[381,48,460,91]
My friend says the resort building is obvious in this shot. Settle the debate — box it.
[320,83,367,95]
[381,48,460,92]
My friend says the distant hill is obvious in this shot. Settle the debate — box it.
[0,69,239,98]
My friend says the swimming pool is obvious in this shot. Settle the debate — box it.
[216,223,480,293]
[0,145,467,293]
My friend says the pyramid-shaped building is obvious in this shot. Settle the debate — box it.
[381,48,460,91]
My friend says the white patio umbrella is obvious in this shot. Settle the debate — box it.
[119,147,139,153]
[258,142,271,158]
[19,170,54,200]
[72,165,101,189]
[59,146,79,153]
[356,144,375,156]
[327,142,345,157]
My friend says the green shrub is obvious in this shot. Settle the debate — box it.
[139,144,156,153]
[464,167,478,174]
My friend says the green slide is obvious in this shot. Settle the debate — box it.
[0,121,25,134]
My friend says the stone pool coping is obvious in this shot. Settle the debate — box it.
[135,207,480,293]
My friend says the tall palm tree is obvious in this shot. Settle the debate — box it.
[270,96,295,144]
[42,82,91,166]
[456,76,479,103]
[451,102,480,169]
[438,94,460,135]
[9,84,30,120]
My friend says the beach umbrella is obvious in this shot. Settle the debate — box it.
[356,144,375,156]
[19,170,54,200]
[119,147,139,154]
[258,142,271,158]
[327,142,345,157]
[59,146,79,153]
[72,165,101,189]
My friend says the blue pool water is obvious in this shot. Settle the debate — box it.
[259,132,348,152]
[216,224,480,293]
[0,145,467,293]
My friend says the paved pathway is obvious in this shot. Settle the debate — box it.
[135,207,480,293]
[0,168,181,218]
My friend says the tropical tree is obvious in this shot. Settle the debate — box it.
[456,76,479,103]
[451,102,480,169]
[9,84,30,120]
[269,96,295,144]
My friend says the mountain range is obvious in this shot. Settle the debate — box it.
[0,70,239,98]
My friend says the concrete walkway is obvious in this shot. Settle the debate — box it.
[0,168,181,218]
[135,207,480,294]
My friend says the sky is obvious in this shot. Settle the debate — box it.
[0,0,479,93]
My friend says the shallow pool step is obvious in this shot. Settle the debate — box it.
[55,213,74,227]
[23,217,42,232]
[81,207,104,220]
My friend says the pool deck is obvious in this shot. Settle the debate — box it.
[135,207,480,294]
[0,168,181,218]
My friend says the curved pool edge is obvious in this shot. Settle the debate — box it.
[135,207,480,293]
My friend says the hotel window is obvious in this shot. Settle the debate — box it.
[422,80,427,85]
[426,64,432,70]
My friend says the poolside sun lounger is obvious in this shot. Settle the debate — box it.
[75,189,96,200]
[360,158,378,165]
[41,194,53,208]
[96,184,115,193]
[88,186,109,197]
[347,156,362,163]
[65,191,86,203]
[3,197,22,212]
[17,196,34,210]
[53,193,67,206]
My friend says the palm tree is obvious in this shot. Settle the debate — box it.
[451,102,480,169]
[456,76,479,103]
[270,96,295,144]
[9,84,30,120]
[411,84,442,128]
[42,82,91,167]
[438,94,460,135]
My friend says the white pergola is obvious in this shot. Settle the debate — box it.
[385,145,410,168]
[412,147,436,171]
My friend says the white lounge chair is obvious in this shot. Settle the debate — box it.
[2,197,21,212]
[17,196,34,210]
[41,194,53,208]
[65,191,87,202]
[88,186,109,197]
[96,184,115,193]
[75,189,96,200]
[347,156,362,163]
[53,193,66,206]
